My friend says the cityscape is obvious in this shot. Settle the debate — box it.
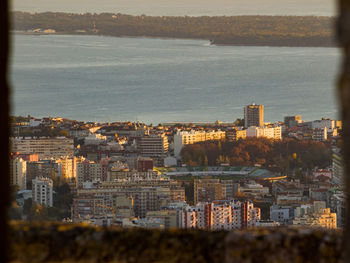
[9,103,343,230]
[4,0,349,261]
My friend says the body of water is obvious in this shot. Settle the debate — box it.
[10,34,340,124]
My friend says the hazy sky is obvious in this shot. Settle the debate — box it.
[12,0,336,16]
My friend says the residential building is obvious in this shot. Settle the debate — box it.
[182,200,260,230]
[26,160,59,189]
[109,170,159,181]
[312,127,328,141]
[174,130,225,157]
[244,103,264,128]
[115,195,134,219]
[11,137,74,159]
[332,148,344,185]
[255,220,280,227]
[221,180,239,200]
[293,201,337,229]
[56,156,78,180]
[194,179,224,204]
[311,118,336,132]
[226,128,246,141]
[137,133,168,166]
[146,210,178,229]
[32,177,53,207]
[293,208,337,229]
[246,125,282,140]
[330,192,346,228]
[238,181,269,197]
[84,133,107,145]
[10,157,26,190]
[312,169,332,181]
[11,152,38,162]
[77,160,108,188]
[284,115,302,128]
[270,205,295,225]
[309,188,328,202]
[137,157,154,172]
[72,180,185,221]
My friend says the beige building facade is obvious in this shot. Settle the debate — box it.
[11,137,74,159]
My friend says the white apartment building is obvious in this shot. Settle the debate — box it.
[174,130,226,157]
[312,127,328,141]
[246,125,282,140]
[29,118,42,127]
[84,133,107,145]
[270,205,294,225]
[311,119,336,132]
[182,200,260,230]
[11,137,74,159]
[10,157,26,190]
[32,177,53,207]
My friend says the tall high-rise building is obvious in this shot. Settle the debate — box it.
[244,103,264,128]
[137,133,169,158]
[137,133,169,166]
[10,157,27,190]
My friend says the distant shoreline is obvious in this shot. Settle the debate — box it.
[12,12,337,48]
[12,31,338,48]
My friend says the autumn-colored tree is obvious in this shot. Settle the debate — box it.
[181,137,332,173]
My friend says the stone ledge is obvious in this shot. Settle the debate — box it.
[9,222,344,263]
[226,228,343,263]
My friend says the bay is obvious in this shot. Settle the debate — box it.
[10,34,340,124]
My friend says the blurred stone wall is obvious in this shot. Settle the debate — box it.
[9,222,343,263]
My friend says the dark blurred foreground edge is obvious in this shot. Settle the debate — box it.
[337,0,350,262]
[1,0,350,262]
[0,0,10,262]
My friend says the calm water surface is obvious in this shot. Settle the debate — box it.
[10,34,340,124]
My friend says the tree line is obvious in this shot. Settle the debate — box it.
[180,137,332,172]
[12,12,336,47]
[9,178,73,221]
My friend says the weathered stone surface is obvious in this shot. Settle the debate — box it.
[9,222,343,263]
[9,222,227,263]
[225,228,343,263]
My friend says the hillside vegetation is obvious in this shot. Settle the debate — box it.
[12,12,336,47]
[181,137,332,172]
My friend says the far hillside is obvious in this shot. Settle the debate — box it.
[12,12,336,47]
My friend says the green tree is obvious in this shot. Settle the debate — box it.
[23,198,33,216]
[8,202,22,220]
